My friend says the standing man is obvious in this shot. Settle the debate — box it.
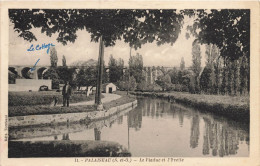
[62,81,72,107]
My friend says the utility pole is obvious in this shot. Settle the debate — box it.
[95,36,104,110]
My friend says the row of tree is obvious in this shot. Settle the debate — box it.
[166,43,249,96]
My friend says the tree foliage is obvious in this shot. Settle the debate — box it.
[187,9,250,60]
[108,55,117,82]
[9,9,184,49]
[155,74,171,91]
[191,41,202,76]
[56,66,74,84]
[129,76,137,91]
[43,68,60,89]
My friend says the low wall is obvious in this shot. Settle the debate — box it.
[9,106,134,140]
[9,100,137,128]
[9,79,52,91]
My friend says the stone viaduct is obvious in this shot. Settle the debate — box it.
[9,65,188,84]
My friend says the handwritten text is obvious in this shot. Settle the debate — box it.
[27,43,55,54]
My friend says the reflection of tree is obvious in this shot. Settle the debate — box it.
[117,115,123,125]
[178,108,184,127]
[203,118,210,155]
[94,128,101,140]
[155,102,159,118]
[190,114,200,148]
[128,108,142,131]
[151,101,155,118]
[170,105,176,119]
[202,117,246,157]
[62,133,70,140]
[147,99,151,117]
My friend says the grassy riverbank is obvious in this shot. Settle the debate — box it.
[9,91,95,106]
[9,91,136,117]
[103,91,136,110]
[131,91,249,123]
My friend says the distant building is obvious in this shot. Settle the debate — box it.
[102,83,117,93]
[79,86,87,91]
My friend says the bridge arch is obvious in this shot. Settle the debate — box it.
[37,67,48,79]
[21,67,32,79]
[8,67,18,75]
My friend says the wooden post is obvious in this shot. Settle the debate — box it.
[95,36,104,109]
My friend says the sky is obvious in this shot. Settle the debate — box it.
[9,16,206,68]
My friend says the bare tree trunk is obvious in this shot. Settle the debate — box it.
[95,36,104,108]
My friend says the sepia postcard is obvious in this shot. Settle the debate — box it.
[0,1,259,166]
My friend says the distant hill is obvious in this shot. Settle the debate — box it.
[70,59,98,67]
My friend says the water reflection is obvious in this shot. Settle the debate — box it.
[202,117,249,157]
[130,98,249,157]
[62,133,70,140]
[128,106,142,131]
[190,114,200,149]
[94,128,101,141]
[10,97,249,157]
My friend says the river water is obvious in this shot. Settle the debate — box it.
[11,97,249,157]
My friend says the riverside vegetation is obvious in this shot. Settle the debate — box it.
[132,91,249,123]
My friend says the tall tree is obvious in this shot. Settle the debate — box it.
[50,47,58,68]
[227,60,234,95]
[129,53,144,83]
[180,57,185,71]
[233,60,240,95]
[191,40,202,92]
[108,55,118,83]
[221,57,228,95]
[240,55,249,95]
[62,55,67,67]
[202,44,220,94]
[118,58,124,80]
[214,56,223,94]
